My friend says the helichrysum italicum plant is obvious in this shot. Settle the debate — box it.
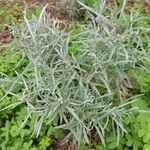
[1,1,150,147]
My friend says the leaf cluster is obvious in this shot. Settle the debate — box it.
[0,105,62,150]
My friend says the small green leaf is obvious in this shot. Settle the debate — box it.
[108,141,117,149]
[144,144,150,150]
[138,129,146,137]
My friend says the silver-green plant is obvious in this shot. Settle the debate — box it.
[60,0,79,17]
[1,2,150,148]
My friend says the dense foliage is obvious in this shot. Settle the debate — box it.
[0,0,150,149]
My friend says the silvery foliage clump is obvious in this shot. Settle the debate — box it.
[1,2,150,147]
[60,0,81,18]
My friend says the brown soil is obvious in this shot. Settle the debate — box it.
[53,133,77,150]
[143,1,150,13]
[0,30,12,44]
